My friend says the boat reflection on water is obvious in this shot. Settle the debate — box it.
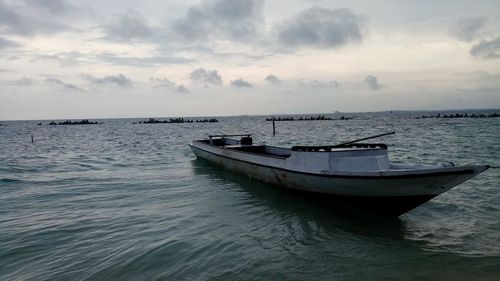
[190,158,409,240]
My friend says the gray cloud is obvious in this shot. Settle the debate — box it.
[299,79,338,88]
[84,73,133,88]
[97,52,194,66]
[101,9,155,42]
[470,36,500,59]
[450,17,486,42]
[31,52,83,66]
[212,50,273,61]
[455,71,500,89]
[265,74,282,85]
[176,84,190,93]
[15,76,34,85]
[189,68,222,85]
[45,77,80,90]
[0,37,19,49]
[25,0,69,15]
[364,75,380,90]
[276,7,365,49]
[150,77,190,93]
[150,77,176,89]
[0,0,72,36]
[30,51,194,67]
[468,71,500,81]
[0,1,30,35]
[231,78,253,88]
[173,0,264,42]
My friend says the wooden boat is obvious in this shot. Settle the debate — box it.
[189,133,489,216]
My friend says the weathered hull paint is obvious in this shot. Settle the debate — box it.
[189,142,488,216]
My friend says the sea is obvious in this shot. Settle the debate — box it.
[1,111,499,281]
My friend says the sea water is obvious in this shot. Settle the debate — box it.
[0,112,499,280]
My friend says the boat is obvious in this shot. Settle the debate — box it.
[189,133,489,216]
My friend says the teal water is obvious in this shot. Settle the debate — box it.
[1,112,499,280]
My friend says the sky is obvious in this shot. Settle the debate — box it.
[0,0,500,120]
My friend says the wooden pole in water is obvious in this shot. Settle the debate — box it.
[272,116,276,135]
[31,135,34,143]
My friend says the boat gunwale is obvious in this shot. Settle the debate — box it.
[189,142,484,179]
[194,140,292,159]
[193,140,388,159]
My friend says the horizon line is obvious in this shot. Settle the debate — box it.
[1,108,500,122]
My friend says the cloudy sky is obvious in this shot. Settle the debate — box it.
[1,0,500,120]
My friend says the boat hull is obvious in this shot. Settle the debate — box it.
[189,142,488,216]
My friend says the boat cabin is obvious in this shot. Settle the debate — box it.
[199,135,392,173]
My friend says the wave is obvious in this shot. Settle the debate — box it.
[0,178,23,183]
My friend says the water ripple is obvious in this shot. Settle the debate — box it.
[0,115,499,280]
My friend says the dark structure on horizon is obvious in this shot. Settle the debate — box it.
[49,120,98,125]
[139,118,218,124]
[415,113,500,119]
[265,115,352,121]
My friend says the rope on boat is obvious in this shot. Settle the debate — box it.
[332,131,395,147]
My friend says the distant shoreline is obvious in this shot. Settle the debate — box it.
[1,108,500,122]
